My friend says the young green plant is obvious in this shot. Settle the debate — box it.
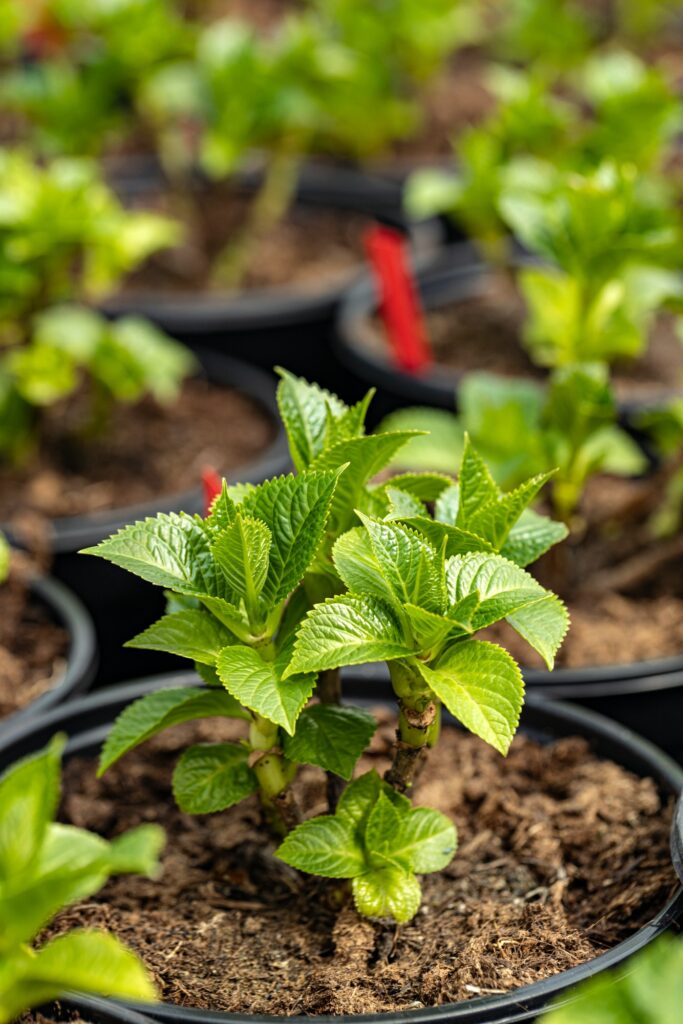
[0,735,164,1023]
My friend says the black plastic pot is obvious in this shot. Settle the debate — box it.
[1,670,681,1024]
[38,997,156,1024]
[103,162,441,396]
[0,572,98,740]
[3,353,290,686]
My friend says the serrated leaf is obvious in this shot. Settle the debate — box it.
[286,595,413,676]
[276,816,365,877]
[336,771,382,833]
[172,743,257,813]
[82,513,223,596]
[507,593,570,670]
[276,369,347,470]
[418,640,524,755]
[216,645,314,735]
[352,868,421,923]
[365,793,408,868]
[500,508,569,567]
[358,514,445,614]
[241,471,339,604]
[407,517,497,558]
[332,528,395,606]
[456,435,500,526]
[472,471,556,549]
[384,487,428,521]
[311,432,420,534]
[98,687,248,775]
[435,483,460,524]
[0,736,63,879]
[283,705,376,780]
[205,480,238,531]
[387,472,454,502]
[404,604,459,650]
[125,609,237,665]
[396,808,458,873]
[211,514,271,605]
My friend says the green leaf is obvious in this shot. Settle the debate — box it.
[172,743,258,813]
[396,808,458,873]
[276,816,365,878]
[125,609,237,665]
[365,792,407,867]
[211,515,271,605]
[472,471,556,549]
[205,479,238,530]
[99,687,248,775]
[216,645,314,735]
[276,368,348,470]
[286,595,413,676]
[283,705,377,780]
[241,471,340,604]
[81,513,221,595]
[384,487,428,521]
[311,432,420,533]
[507,593,570,670]
[418,639,524,755]
[456,435,500,526]
[332,528,396,607]
[500,508,569,567]
[404,604,460,650]
[107,825,165,877]
[0,735,64,879]
[358,514,445,614]
[10,931,156,1016]
[386,472,454,502]
[377,407,464,474]
[446,552,551,628]
[352,867,422,923]
[336,771,382,834]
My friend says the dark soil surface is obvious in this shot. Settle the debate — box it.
[0,562,67,717]
[0,377,274,525]
[368,271,683,401]
[121,183,371,296]
[46,714,676,1014]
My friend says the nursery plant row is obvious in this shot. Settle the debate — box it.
[2,1,683,1023]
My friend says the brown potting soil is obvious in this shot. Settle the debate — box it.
[46,714,676,1015]
[368,273,683,400]
[0,566,67,717]
[0,377,274,525]
[120,184,371,296]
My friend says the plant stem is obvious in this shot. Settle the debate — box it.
[211,142,301,290]
[384,660,441,795]
[317,667,345,812]
[249,715,300,836]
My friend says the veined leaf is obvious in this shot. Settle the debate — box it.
[418,639,524,755]
[216,645,314,735]
[276,368,347,470]
[241,471,340,604]
[396,807,458,874]
[332,527,396,607]
[500,507,569,567]
[211,514,271,605]
[286,594,413,676]
[276,816,365,877]
[507,593,570,670]
[358,514,445,614]
[172,743,257,813]
[472,470,556,549]
[404,604,461,650]
[283,704,376,779]
[456,435,500,526]
[384,487,428,521]
[385,472,454,502]
[406,516,497,558]
[98,687,248,775]
[205,480,238,531]
[0,736,63,880]
[125,609,237,665]
[352,868,421,923]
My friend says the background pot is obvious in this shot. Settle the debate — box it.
[0,572,98,740]
[103,162,442,396]
[1,669,681,1024]
[3,353,291,686]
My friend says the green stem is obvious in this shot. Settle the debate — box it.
[250,715,300,836]
[318,667,345,813]
[211,142,302,290]
[384,660,441,795]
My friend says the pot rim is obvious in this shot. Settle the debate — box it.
[0,572,98,738]
[3,670,681,1024]
[2,351,291,554]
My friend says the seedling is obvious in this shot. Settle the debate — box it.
[0,534,8,585]
[85,373,568,924]
[380,366,646,523]
[0,151,193,463]
[0,735,163,1023]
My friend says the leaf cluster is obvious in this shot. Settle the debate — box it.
[0,736,163,1022]
[278,770,457,922]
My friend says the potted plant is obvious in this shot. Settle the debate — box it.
[0,531,97,735]
[0,735,164,1021]
[0,148,290,683]
[0,372,677,1024]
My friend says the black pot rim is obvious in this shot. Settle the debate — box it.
[2,351,291,555]
[0,572,98,737]
[102,163,439,334]
[2,670,681,1024]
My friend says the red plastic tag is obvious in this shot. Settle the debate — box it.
[202,467,222,516]
[364,224,432,373]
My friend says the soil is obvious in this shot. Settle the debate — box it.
[0,562,68,717]
[120,182,372,297]
[0,376,274,526]
[45,713,676,1015]
[367,270,683,401]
